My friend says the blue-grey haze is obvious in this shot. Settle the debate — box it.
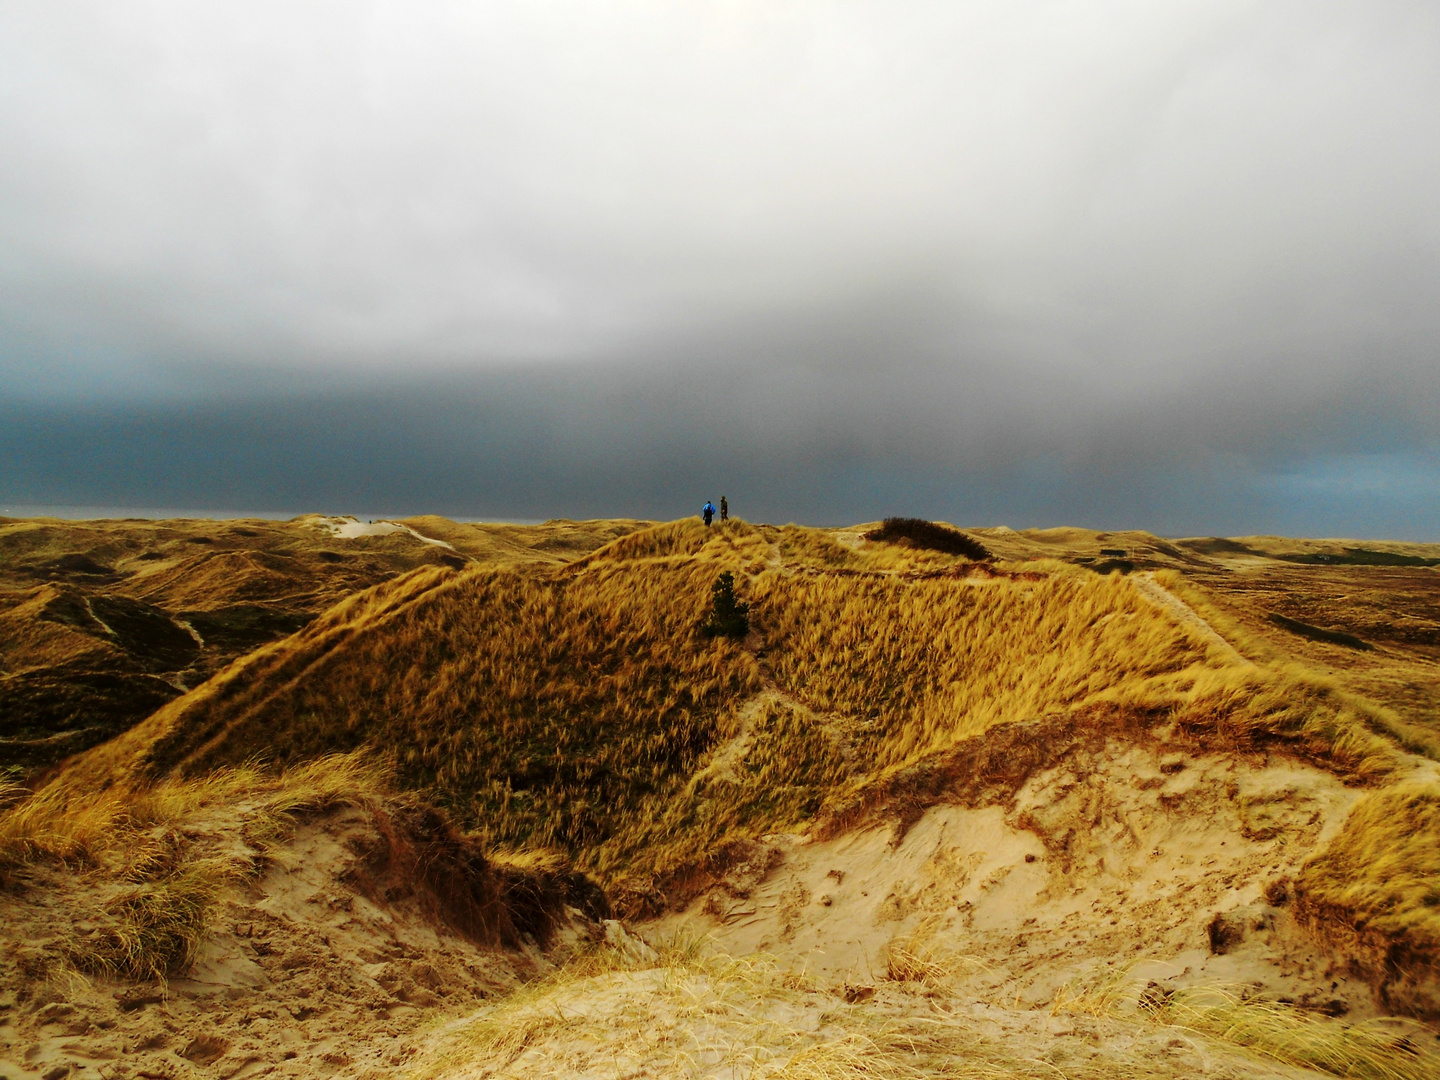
[2,3,1438,537]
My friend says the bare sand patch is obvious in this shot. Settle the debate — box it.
[315,516,457,549]
[657,738,1370,1018]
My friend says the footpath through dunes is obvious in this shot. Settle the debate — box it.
[11,517,1436,1078]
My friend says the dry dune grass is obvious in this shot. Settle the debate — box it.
[1,753,385,868]
[1084,973,1440,1080]
[0,753,386,982]
[1151,986,1440,1080]
[1155,569,1436,758]
[142,558,766,858]
[62,520,1402,910]
[412,934,1440,1080]
[758,566,1312,772]
[884,915,990,988]
[411,937,1045,1080]
[1297,781,1440,960]
[1049,967,1440,1080]
[0,512,652,779]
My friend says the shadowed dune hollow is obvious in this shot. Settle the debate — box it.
[4,514,1440,1079]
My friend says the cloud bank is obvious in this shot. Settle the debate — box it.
[2,2,1438,534]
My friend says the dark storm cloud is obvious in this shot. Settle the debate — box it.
[1,2,1438,534]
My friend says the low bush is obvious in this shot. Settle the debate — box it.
[700,572,750,639]
[864,517,991,560]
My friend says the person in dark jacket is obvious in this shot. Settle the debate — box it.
[720,496,728,522]
[702,501,715,526]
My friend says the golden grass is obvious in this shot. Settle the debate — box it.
[1296,782,1440,954]
[1,753,386,872]
[1,752,388,983]
[1054,969,1440,1080]
[1157,558,1440,760]
[884,915,989,988]
[409,936,1440,1079]
[1148,985,1440,1080]
[56,520,1405,915]
[1166,663,1396,775]
[760,567,1215,774]
[1050,964,1141,1018]
[407,938,1069,1080]
[1156,569,1438,761]
[102,557,766,881]
[66,858,231,981]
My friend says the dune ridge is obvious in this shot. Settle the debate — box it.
[4,514,1440,1078]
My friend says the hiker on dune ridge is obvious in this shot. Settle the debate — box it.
[720,496,728,522]
[703,501,715,527]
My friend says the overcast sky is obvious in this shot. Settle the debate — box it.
[2,1,1438,535]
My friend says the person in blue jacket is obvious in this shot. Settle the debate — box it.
[702,501,716,527]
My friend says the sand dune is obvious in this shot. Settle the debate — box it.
[4,514,1439,1078]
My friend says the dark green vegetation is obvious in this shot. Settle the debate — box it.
[863,517,992,560]
[699,571,750,639]
[1269,613,1373,651]
[1279,548,1440,568]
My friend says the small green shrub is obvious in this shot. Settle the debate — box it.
[701,572,750,639]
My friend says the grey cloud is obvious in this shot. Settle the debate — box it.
[1,2,1438,534]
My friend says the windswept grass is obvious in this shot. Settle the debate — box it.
[57,520,1404,912]
[1149,985,1440,1080]
[1166,663,1397,775]
[1157,568,1440,762]
[1054,969,1440,1080]
[1297,782,1440,956]
[66,858,232,982]
[2,752,388,983]
[757,567,1212,773]
[411,936,1438,1080]
[884,915,989,988]
[409,938,1070,1080]
[1,753,386,873]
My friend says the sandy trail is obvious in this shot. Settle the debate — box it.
[1132,571,1247,662]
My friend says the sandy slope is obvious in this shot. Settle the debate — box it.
[406,955,1351,1079]
[0,802,562,1080]
[315,517,456,550]
[655,736,1373,1017]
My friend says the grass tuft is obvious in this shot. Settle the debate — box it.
[1296,782,1440,957]
[66,858,232,982]
[1056,970,1440,1080]
[885,916,988,988]
[1149,986,1440,1080]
